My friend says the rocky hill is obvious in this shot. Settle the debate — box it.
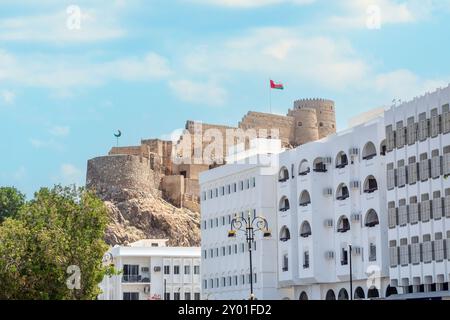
[86,155,201,247]
[100,188,200,247]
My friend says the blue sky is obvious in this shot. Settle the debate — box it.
[1,0,450,197]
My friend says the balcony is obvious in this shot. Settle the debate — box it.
[122,275,151,283]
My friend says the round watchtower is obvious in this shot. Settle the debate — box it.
[287,107,319,146]
[293,98,336,139]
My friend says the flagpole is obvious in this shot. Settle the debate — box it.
[269,78,272,114]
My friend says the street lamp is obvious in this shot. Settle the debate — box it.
[228,210,272,300]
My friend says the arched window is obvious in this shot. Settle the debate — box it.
[337,216,350,233]
[335,151,348,169]
[313,157,327,173]
[364,175,378,193]
[282,254,289,272]
[354,287,365,300]
[279,196,290,212]
[280,226,291,242]
[325,290,336,300]
[299,159,310,176]
[338,288,349,300]
[362,142,377,160]
[278,167,289,182]
[367,287,380,299]
[365,209,379,227]
[380,139,387,156]
[300,221,312,238]
[299,190,311,206]
[386,285,398,297]
[336,183,349,200]
[299,291,308,300]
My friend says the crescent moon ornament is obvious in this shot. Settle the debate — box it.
[114,130,122,138]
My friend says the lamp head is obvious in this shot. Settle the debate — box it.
[263,229,272,238]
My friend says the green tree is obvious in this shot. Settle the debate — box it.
[0,185,114,300]
[0,186,26,222]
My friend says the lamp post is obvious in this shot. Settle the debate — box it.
[349,244,353,301]
[228,210,272,300]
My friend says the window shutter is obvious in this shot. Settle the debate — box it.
[388,207,397,228]
[420,201,431,222]
[389,247,398,267]
[408,162,418,184]
[398,205,408,226]
[409,203,419,224]
[433,198,443,219]
[431,116,440,137]
[442,111,450,134]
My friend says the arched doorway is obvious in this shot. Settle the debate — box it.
[338,288,349,300]
[386,285,398,297]
[354,287,365,300]
[367,287,380,299]
[299,291,308,300]
[325,289,336,300]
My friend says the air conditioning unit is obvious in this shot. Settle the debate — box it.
[324,219,334,228]
[144,286,150,294]
[350,180,360,189]
[325,251,335,260]
[351,213,361,222]
[153,266,161,272]
[349,148,359,156]
[323,188,333,197]
[352,247,362,256]
[141,267,150,273]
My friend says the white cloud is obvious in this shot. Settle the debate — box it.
[188,0,315,8]
[49,125,70,137]
[169,79,228,106]
[0,50,172,89]
[182,27,369,91]
[374,69,450,102]
[0,6,125,43]
[0,90,15,105]
[60,164,83,186]
[328,0,437,29]
[29,138,64,151]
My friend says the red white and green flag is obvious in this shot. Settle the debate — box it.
[270,79,284,90]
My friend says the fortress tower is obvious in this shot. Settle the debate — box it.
[288,98,336,146]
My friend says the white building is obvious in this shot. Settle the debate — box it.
[99,239,201,300]
[384,85,450,298]
[199,139,287,300]
[276,116,391,300]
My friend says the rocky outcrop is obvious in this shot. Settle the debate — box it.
[100,188,200,247]
[86,155,201,247]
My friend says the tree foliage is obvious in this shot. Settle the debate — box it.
[0,186,26,222]
[0,185,114,300]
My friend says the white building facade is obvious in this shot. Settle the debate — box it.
[276,117,391,300]
[99,239,201,300]
[384,86,450,297]
[199,140,286,300]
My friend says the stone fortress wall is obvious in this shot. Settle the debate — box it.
[86,98,336,211]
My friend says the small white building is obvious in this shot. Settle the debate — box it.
[276,115,391,300]
[199,139,287,300]
[384,85,450,297]
[98,239,201,300]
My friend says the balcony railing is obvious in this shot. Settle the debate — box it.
[282,267,288,272]
[122,275,151,283]
[341,260,348,266]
